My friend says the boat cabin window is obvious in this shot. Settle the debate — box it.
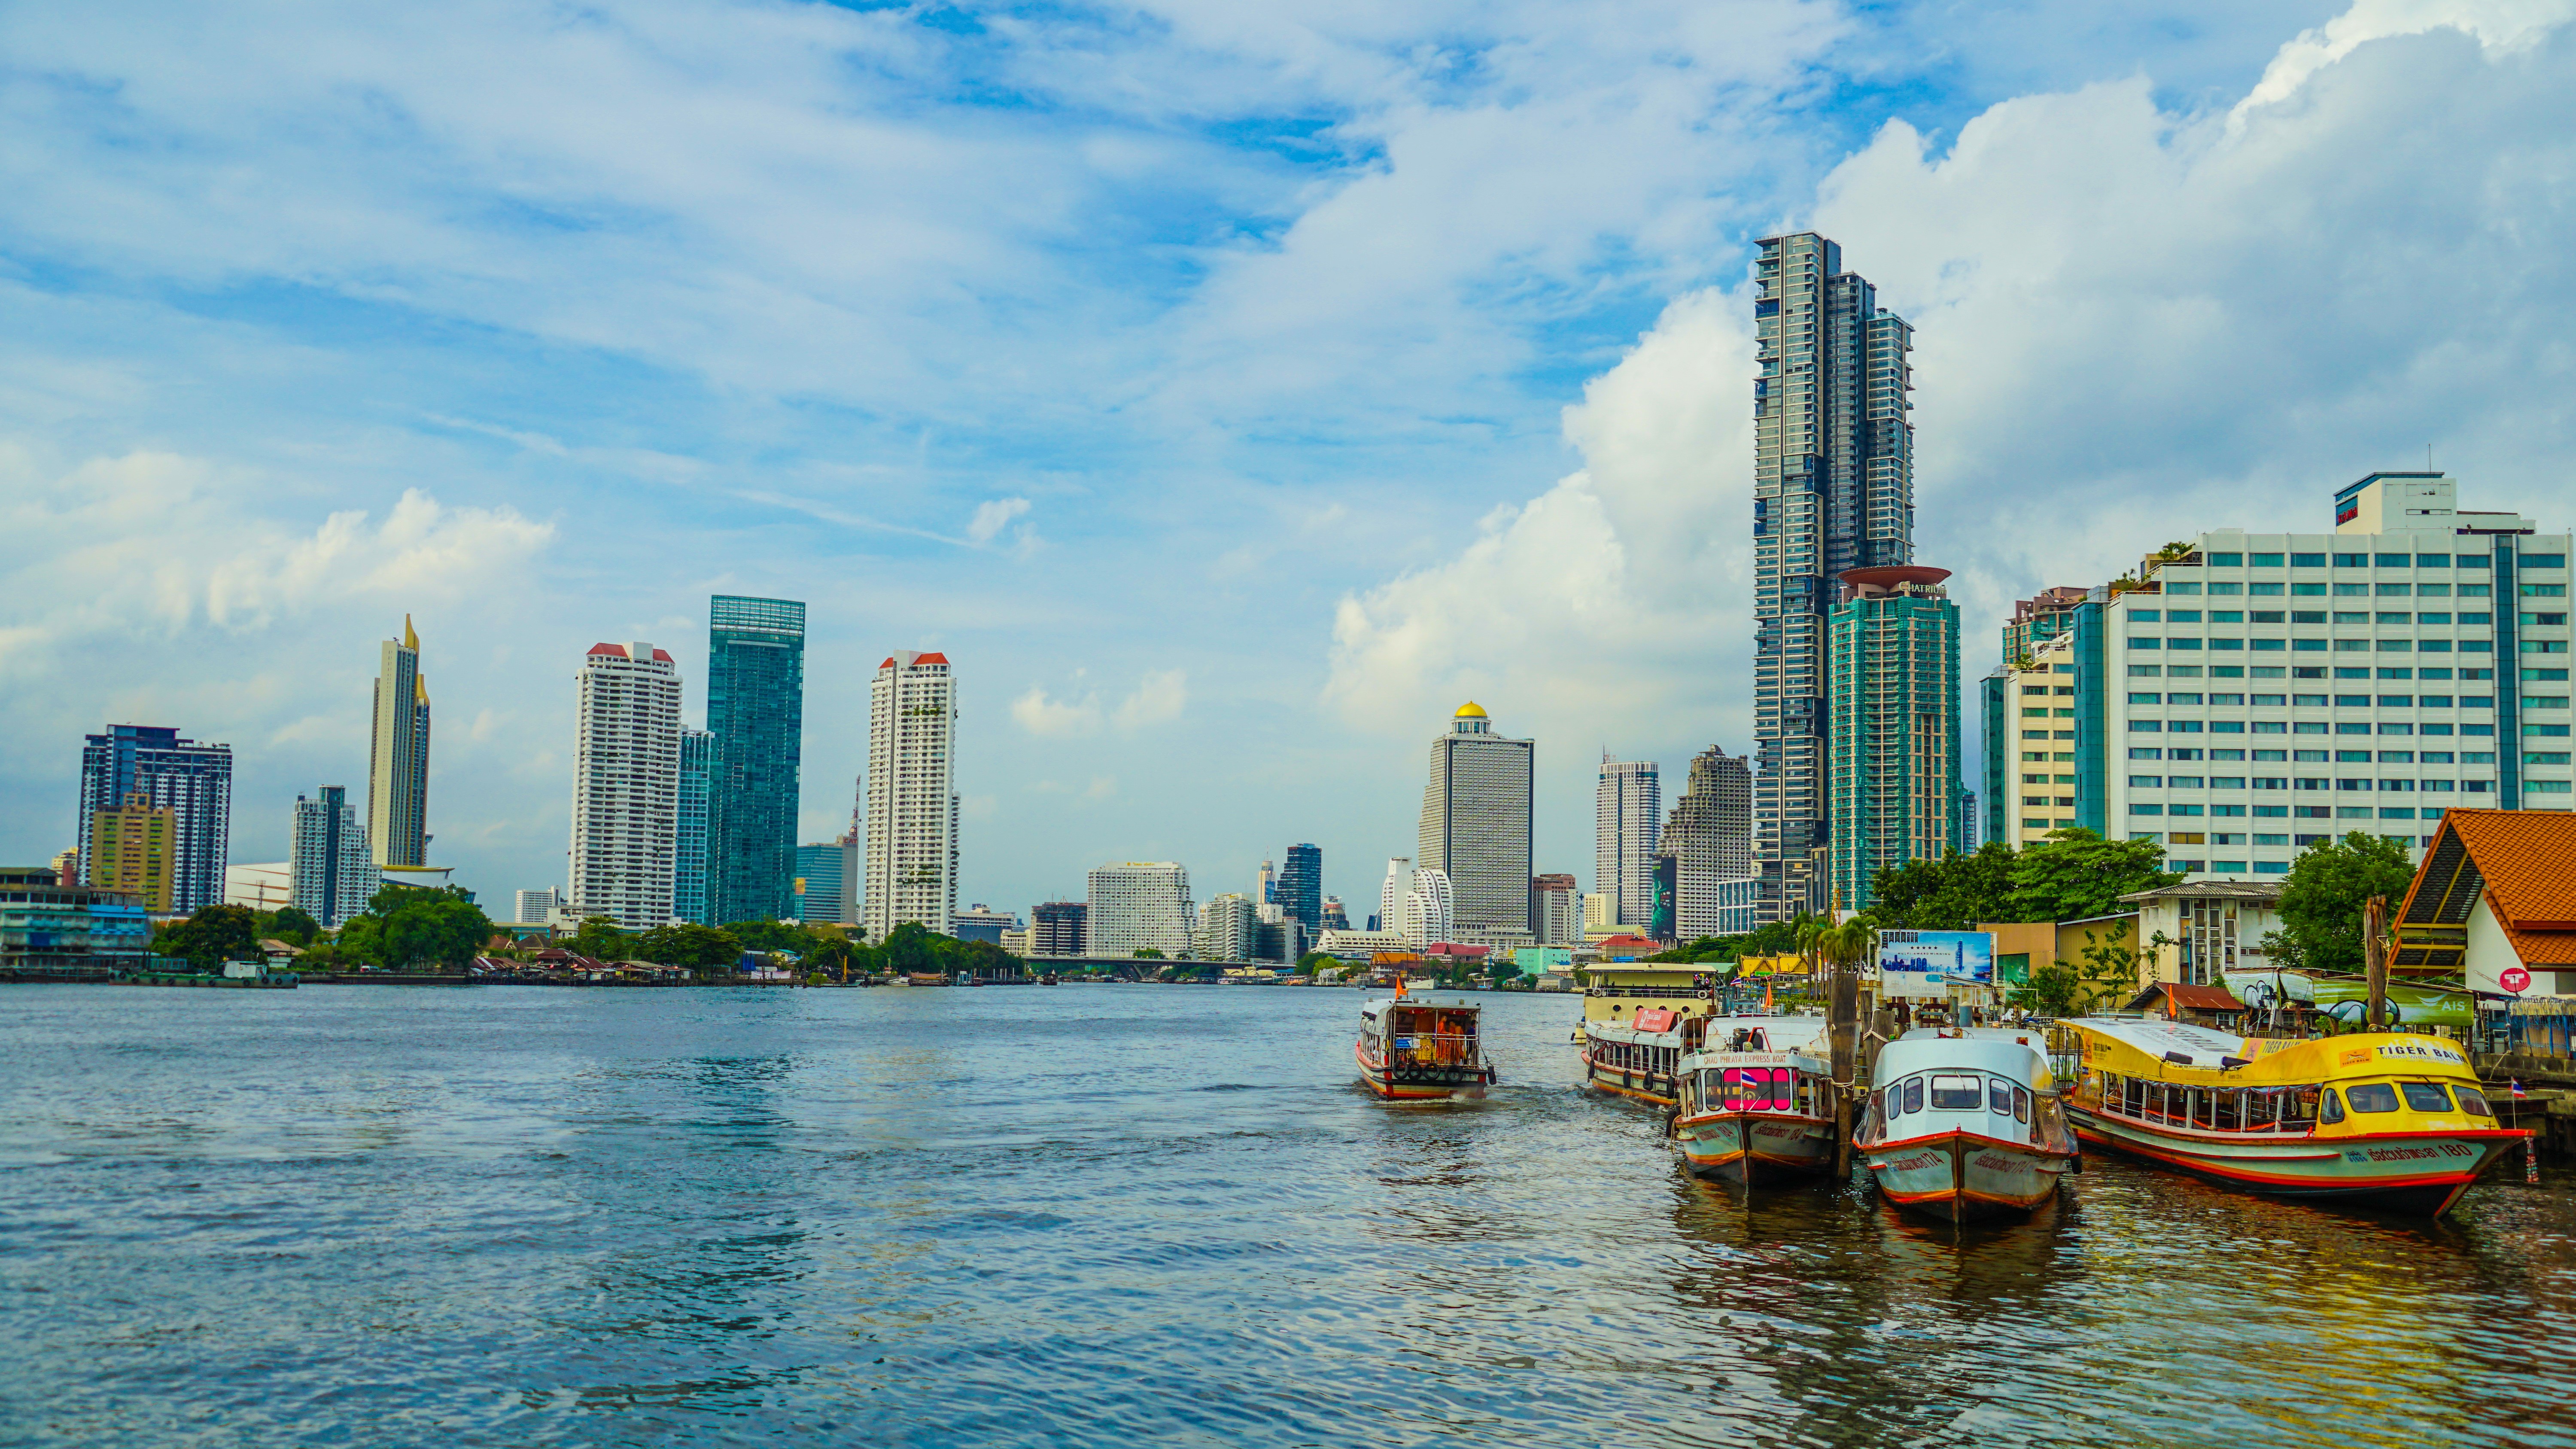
[2320,1088,2345,1124]
[2455,1085,2494,1118]
[2014,1086,2031,1124]
[1869,1089,1884,1122]
[1930,1075,1981,1110]
[1901,1076,1925,1115]
[2400,1081,2454,1114]
[1989,1079,2013,1114]
[2346,1082,2401,1114]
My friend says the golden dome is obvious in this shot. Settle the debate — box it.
[1454,701,1488,719]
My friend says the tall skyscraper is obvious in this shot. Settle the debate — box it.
[1397,866,1454,945]
[292,785,378,929]
[91,792,176,913]
[368,617,432,869]
[707,595,805,924]
[1418,704,1535,948]
[1828,567,1962,911]
[863,650,958,942]
[1595,755,1661,927]
[1195,893,1258,962]
[1752,232,1915,922]
[78,724,231,914]
[1378,857,1411,943]
[1032,901,1088,957]
[569,641,683,930]
[1662,746,1754,940]
[674,728,716,924]
[1276,844,1322,934]
[1087,862,1192,957]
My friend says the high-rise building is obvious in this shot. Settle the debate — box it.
[1086,863,1192,957]
[1398,867,1454,945]
[292,785,377,929]
[1980,472,2571,878]
[78,725,231,914]
[515,887,562,926]
[568,641,683,930]
[1752,232,1914,923]
[1417,704,1535,948]
[50,849,76,887]
[368,616,431,869]
[707,595,806,925]
[1828,567,1962,910]
[90,792,176,913]
[1276,844,1322,933]
[1032,901,1088,957]
[1321,895,1350,932]
[1195,893,1258,961]
[1256,860,1276,907]
[794,841,854,924]
[674,728,716,924]
[1529,872,1578,946]
[864,650,958,942]
[1378,857,1411,945]
[1663,746,1754,940]
[952,905,1017,945]
[1595,755,1661,927]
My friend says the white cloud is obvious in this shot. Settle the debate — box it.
[1010,685,1101,737]
[1113,669,1189,730]
[2232,0,2573,130]
[1323,289,1754,744]
[967,496,1031,545]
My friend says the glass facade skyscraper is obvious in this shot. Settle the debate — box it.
[706,596,805,926]
[78,724,232,914]
[1752,231,1914,922]
[1827,567,1962,911]
[674,728,715,925]
[1276,843,1322,936]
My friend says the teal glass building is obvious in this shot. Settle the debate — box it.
[707,596,805,925]
[1828,566,1962,910]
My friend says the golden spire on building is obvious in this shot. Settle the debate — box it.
[403,614,419,650]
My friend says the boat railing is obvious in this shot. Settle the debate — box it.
[1584,985,1708,999]
[1387,1032,1486,1066]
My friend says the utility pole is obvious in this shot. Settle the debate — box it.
[2363,895,2390,1030]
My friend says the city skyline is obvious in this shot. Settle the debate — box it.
[12,6,2576,918]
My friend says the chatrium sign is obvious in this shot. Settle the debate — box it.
[1877,930,1996,1000]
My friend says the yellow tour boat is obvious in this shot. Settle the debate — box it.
[2061,1017,2529,1216]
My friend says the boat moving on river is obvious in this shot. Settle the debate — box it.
[1667,1022,1836,1184]
[1855,1029,2080,1224]
[2062,1017,2528,1216]
[1356,993,1496,1101]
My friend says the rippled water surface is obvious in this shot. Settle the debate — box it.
[4,984,2574,1447]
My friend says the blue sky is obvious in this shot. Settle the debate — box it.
[6,0,2573,919]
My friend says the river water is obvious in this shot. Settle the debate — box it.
[2,984,2571,1447]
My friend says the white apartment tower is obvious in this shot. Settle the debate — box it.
[1399,867,1456,946]
[1418,704,1535,949]
[1088,862,1194,957]
[567,641,683,930]
[1751,232,1914,922]
[290,785,377,930]
[864,651,959,942]
[1195,893,1258,962]
[1595,755,1661,927]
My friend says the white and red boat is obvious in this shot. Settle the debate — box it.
[1667,1022,1836,1185]
[1355,992,1496,1101]
[2062,1017,2527,1216]
[1855,1029,2080,1223]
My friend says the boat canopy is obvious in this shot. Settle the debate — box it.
[1875,1031,2054,1092]
[2063,1018,2478,1086]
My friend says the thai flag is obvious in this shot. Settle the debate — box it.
[2513,1079,2528,1099]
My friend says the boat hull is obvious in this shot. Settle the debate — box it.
[2069,1103,2524,1216]
[1863,1130,2071,1224]
[1673,1111,1836,1185]
[1583,1057,1678,1106]
[1355,1039,1494,1100]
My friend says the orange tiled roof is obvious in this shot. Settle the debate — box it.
[2411,809,2576,966]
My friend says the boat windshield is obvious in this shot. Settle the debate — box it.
[2321,1088,2345,1124]
[2456,1085,2495,1118]
[2346,1082,2401,1114]
[1930,1075,1981,1110]
[2400,1081,2455,1113]
[1901,1077,1924,1115]
[1988,1079,2012,1114]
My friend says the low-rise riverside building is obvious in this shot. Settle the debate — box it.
[0,867,149,978]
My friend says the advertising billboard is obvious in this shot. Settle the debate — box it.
[1877,930,1996,999]
[1649,856,1677,942]
[2223,970,2473,1028]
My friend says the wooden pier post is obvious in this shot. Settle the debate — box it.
[2364,896,2389,1030]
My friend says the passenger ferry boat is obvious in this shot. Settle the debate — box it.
[1854,1029,2080,1223]
[1585,1012,1819,1108]
[1667,1024,1836,1184]
[2061,1017,2528,1216]
[1355,993,1496,1100]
